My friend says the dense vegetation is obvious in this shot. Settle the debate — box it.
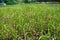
[0,4,60,40]
[0,0,60,4]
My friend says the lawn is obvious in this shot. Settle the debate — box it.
[0,4,60,40]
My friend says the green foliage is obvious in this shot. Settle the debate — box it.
[0,0,60,4]
[0,4,60,40]
[5,0,17,4]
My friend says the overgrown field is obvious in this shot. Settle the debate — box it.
[0,4,60,40]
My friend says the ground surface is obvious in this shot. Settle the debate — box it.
[0,4,60,40]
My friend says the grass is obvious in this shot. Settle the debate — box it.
[0,4,60,40]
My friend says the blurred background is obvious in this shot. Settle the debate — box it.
[0,0,60,5]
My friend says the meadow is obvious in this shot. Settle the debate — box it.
[0,4,60,40]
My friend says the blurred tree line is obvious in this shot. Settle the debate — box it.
[0,0,60,4]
